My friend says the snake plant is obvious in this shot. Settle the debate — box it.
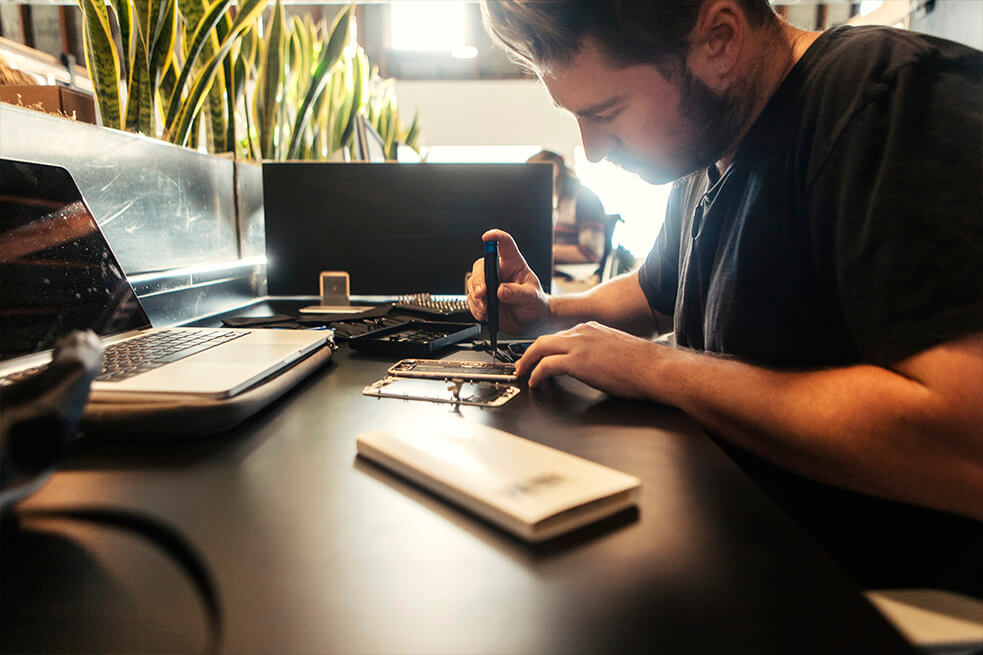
[366,77,422,161]
[78,0,262,148]
[78,0,421,160]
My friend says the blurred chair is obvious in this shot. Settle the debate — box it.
[553,213,635,293]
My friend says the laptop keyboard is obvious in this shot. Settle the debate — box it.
[96,329,250,382]
[0,329,251,386]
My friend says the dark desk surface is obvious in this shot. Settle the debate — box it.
[3,304,914,654]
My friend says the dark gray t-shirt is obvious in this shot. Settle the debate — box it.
[636,25,982,595]
[638,26,982,369]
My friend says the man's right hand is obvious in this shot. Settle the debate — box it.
[466,229,550,335]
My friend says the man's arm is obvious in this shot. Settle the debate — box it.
[518,327,983,519]
[547,271,669,337]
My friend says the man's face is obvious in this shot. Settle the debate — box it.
[542,40,743,184]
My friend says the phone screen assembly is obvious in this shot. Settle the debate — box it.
[363,377,520,407]
[387,358,518,382]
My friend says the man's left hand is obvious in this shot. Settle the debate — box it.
[515,321,662,398]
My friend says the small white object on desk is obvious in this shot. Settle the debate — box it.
[356,419,641,542]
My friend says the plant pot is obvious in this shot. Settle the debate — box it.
[0,85,97,124]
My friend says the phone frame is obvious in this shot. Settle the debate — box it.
[363,376,520,407]
[387,358,518,382]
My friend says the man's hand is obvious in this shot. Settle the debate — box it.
[516,321,661,399]
[466,229,550,335]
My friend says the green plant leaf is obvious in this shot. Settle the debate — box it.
[255,0,287,159]
[78,0,122,129]
[232,37,249,103]
[160,56,176,98]
[178,0,204,42]
[163,0,234,131]
[287,19,299,74]
[131,0,152,52]
[299,16,314,78]
[124,23,153,134]
[404,108,421,151]
[337,50,362,149]
[239,23,258,74]
[107,0,133,82]
[166,0,265,146]
[323,68,339,155]
[149,0,177,90]
[286,4,352,160]
[206,67,228,152]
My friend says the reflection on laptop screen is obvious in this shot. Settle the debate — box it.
[0,159,151,361]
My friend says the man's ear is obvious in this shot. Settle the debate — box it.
[686,0,745,90]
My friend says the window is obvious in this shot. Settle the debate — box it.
[390,1,475,58]
[574,148,672,259]
[423,145,541,164]
[859,1,885,17]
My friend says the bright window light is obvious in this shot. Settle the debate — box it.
[423,145,542,164]
[391,2,468,52]
[859,1,884,17]
[574,147,672,259]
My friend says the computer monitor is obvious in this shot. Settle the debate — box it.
[262,163,553,296]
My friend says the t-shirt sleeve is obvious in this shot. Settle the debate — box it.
[637,181,685,317]
[806,52,983,364]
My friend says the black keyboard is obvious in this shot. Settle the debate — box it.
[96,329,249,382]
[329,316,407,340]
[394,293,471,319]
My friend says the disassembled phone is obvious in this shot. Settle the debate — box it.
[363,377,520,407]
[387,358,518,382]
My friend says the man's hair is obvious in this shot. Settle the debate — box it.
[480,0,778,77]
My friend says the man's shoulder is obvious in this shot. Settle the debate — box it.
[775,25,981,183]
[802,25,981,100]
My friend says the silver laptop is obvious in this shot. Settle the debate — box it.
[0,158,328,399]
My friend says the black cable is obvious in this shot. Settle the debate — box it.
[14,505,223,655]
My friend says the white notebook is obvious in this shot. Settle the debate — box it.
[356,420,641,542]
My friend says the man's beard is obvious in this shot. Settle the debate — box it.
[624,68,751,185]
[674,69,747,177]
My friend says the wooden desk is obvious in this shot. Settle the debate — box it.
[2,309,915,654]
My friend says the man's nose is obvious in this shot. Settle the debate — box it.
[578,121,616,163]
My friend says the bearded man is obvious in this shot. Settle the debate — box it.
[467,1,982,595]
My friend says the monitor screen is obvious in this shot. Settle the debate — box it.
[262,163,553,296]
[0,159,150,361]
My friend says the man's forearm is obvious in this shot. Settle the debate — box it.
[648,346,983,519]
[547,271,660,337]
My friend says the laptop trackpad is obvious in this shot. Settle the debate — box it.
[190,343,300,365]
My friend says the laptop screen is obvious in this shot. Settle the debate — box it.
[0,159,151,362]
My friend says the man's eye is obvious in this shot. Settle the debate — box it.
[591,111,618,124]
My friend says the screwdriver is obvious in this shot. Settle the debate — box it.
[483,240,499,363]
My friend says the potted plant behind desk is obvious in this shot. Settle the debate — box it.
[77,0,265,149]
[245,2,422,163]
[76,0,421,160]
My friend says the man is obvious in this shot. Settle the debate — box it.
[467,1,982,594]
[525,150,607,266]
